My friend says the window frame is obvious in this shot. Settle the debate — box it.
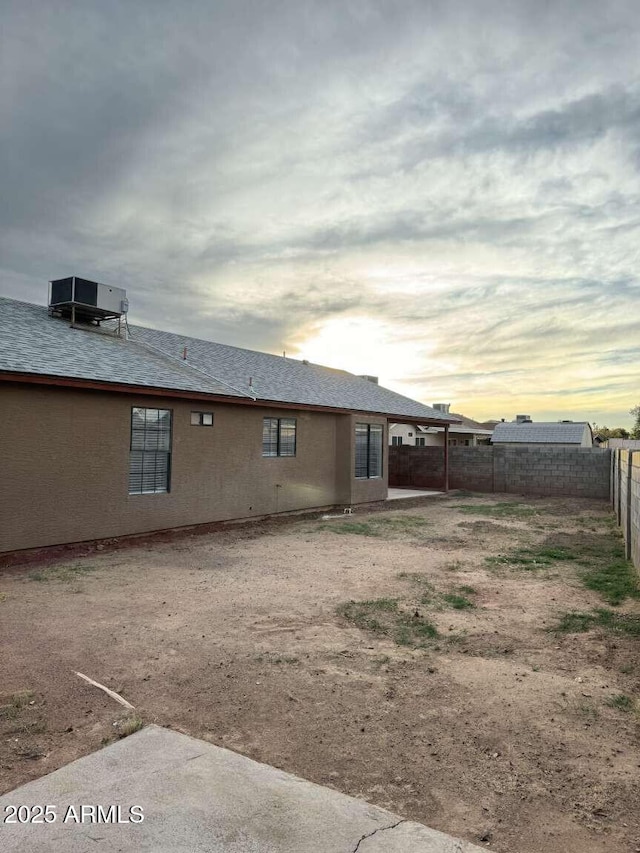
[129,407,172,495]
[191,411,214,426]
[391,435,403,446]
[355,422,383,479]
[262,417,297,458]
[415,436,426,447]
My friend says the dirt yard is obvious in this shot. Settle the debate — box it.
[1,494,639,853]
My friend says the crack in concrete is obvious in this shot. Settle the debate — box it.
[352,819,407,853]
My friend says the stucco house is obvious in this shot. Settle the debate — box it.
[389,404,492,447]
[0,286,457,554]
[491,420,594,447]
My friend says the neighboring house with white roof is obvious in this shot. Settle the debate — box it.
[0,282,458,553]
[389,404,493,447]
[491,419,594,447]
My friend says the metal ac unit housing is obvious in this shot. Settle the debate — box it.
[49,277,128,322]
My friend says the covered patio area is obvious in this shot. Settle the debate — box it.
[387,415,458,494]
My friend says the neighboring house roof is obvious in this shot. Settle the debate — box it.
[0,297,455,423]
[447,412,491,431]
[425,411,493,435]
[389,411,491,435]
[491,422,591,444]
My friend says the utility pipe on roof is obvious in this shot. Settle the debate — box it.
[129,333,258,401]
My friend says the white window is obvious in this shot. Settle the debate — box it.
[415,437,426,447]
[391,436,403,446]
[129,408,172,494]
[191,411,214,426]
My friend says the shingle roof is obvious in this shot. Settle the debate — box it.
[491,422,591,444]
[0,297,454,422]
[448,412,492,431]
[427,411,493,435]
[414,414,493,436]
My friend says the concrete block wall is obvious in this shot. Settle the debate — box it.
[620,451,629,545]
[389,445,611,499]
[632,453,640,571]
[612,451,620,523]
[613,450,640,573]
[390,446,444,489]
[450,447,495,491]
[499,446,611,498]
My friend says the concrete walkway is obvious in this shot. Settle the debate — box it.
[387,488,443,500]
[0,725,486,852]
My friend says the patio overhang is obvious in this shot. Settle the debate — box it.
[388,416,461,494]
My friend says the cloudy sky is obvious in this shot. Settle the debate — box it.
[2,1,639,426]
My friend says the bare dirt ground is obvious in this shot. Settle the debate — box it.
[1,493,639,853]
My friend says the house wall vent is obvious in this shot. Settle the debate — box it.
[49,277,128,324]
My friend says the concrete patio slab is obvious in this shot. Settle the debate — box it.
[0,725,486,852]
[387,488,443,500]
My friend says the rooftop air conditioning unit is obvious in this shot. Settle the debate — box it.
[49,277,128,323]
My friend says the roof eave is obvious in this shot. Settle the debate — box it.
[0,371,456,424]
[448,428,494,435]
[393,417,463,427]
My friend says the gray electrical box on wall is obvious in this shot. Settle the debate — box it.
[49,277,128,322]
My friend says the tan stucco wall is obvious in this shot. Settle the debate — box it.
[0,384,388,552]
